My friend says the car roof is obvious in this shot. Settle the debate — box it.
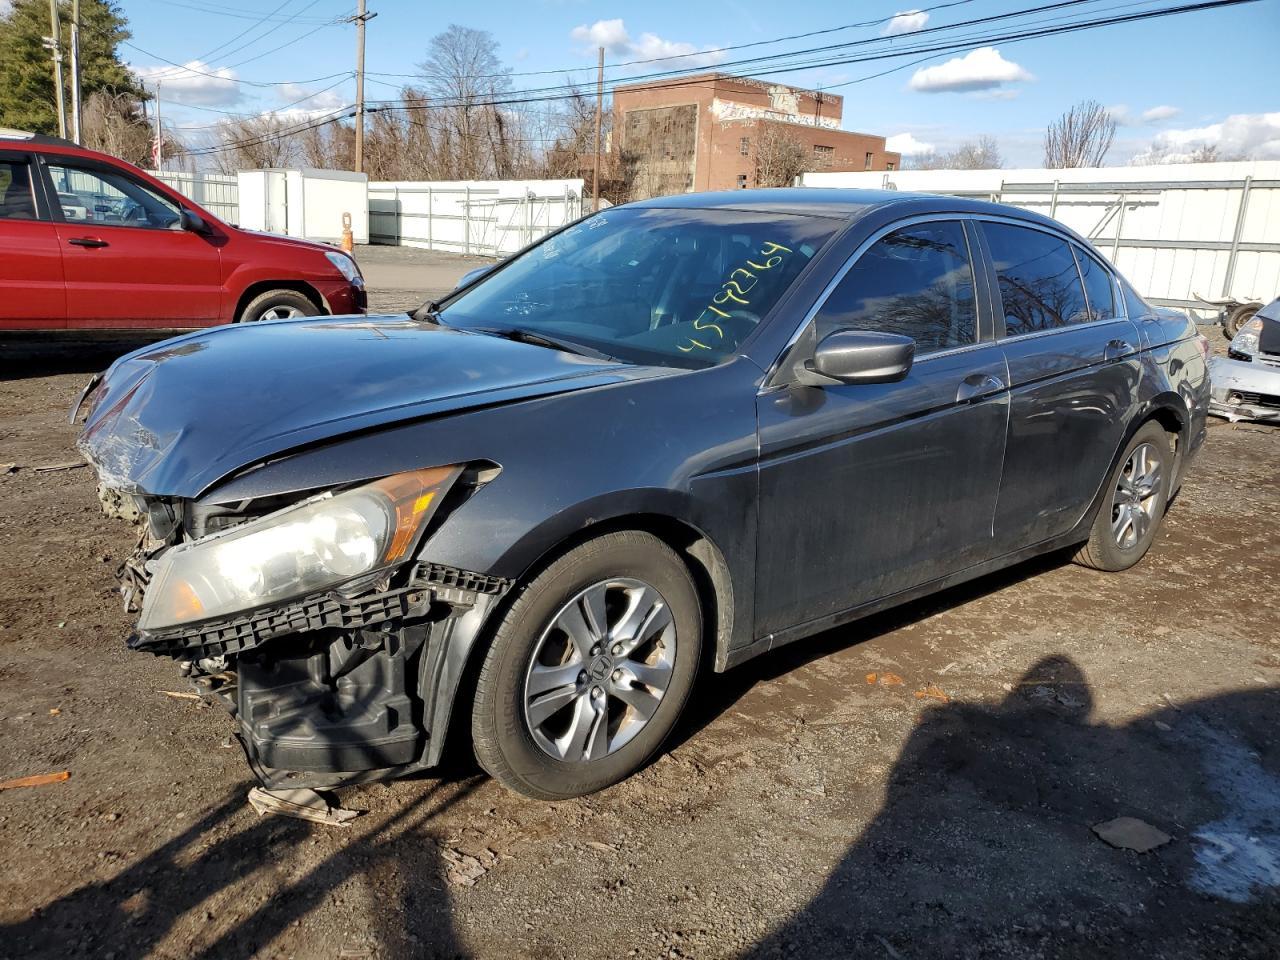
[624,186,1071,233]
[0,129,80,149]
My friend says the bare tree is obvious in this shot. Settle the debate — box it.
[417,24,514,180]
[1043,99,1116,168]
[298,120,355,170]
[211,114,300,172]
[82,91,152,167]
[754,125,810,188]
[910,135,1003,170]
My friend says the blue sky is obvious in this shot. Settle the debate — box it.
[115,0,1280,166]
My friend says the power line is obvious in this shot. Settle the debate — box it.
[142,0,310,82]
[361,0,1111,111]
[184,0,1257,157]
[158,0,344,25]
[364,0,986,83]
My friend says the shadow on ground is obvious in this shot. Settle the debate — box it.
[0,335,168,380]
[0,776,481,959]
[741,656,1280,958]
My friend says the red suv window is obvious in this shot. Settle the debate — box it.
[0,158,38,220]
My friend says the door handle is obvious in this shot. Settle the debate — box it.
[68,237,109,248]
[1104,339,1136,361]
[956,372,1005,403]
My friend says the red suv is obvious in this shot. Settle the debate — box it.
[0,130,366,330]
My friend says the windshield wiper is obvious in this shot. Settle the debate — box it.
[466,326,615,361]
[409,300,443,324]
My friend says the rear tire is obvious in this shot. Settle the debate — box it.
[238,289,319,323]
[471,531,701,800]
[1074,421,1172,572]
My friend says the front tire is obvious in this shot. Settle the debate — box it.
[1074,421,1172,572]
[238,289,319,323]
[471,531,702,799]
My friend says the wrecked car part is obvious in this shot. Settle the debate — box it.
[1209,298,1280,423]
[130,561,508,658]
[137,466,461,632]
[246,786,359,826]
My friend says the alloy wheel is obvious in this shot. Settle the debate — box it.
[1111,441,1162,550]
[257,305,305,321]
[522,578,676,763]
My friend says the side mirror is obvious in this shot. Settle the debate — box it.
[456,265,493,288]
[797,330,915,386]
[179,209,208,234]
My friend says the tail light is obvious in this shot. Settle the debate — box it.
[1194,334,1212,364]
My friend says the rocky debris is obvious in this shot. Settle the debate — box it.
[1092,817,1173,853]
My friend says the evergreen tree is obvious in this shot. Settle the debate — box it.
[0,0,144,136]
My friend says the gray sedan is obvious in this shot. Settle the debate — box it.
[76,189,1212,799]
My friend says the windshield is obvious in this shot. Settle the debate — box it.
[438,207,839,368]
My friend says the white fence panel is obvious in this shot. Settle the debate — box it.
[148,170,239,223]
[368,179,585,256]
[799,161,1280,317]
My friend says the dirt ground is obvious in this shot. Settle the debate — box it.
[1,252,1278,959]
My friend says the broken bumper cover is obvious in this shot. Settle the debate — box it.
[131,557,509,787]
[1208,356,1280,424]
[130,562,509,658]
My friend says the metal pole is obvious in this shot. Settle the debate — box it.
[1222,175,1253,296]
[69,0,82,143]
[426,185,432,250]
[464,186,470,256]
[592,46,603,213]
[154,81,163,171]
[47,0,67,139]
[1049,179,1060,219]
[1111,192,1127,260]
[353,0,368,174]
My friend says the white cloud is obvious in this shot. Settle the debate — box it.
[133,60,241,107]
[570,19,725,68]
[1142,104,1181,124]
[1132,111,1280,162]
[886,132,935,155]
[1107,104,1133,125]
[277,83,345,113]
[882,10,929,36]
[908,47,1032,94]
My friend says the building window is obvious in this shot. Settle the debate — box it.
[736,174,748,189]
[739,137,750,156]
[865,151,874,170]
[813,144,834,169]
[886,162,896,171]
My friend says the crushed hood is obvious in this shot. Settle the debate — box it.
[78,314,633,497]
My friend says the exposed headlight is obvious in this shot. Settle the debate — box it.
[1230,317,1263,357]
[325,251,363,284]
[139,466,460,631]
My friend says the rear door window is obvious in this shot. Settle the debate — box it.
[0,159,38,220]
[1073,244,1119,321]
[814,220,978,353]
[982,222,1089,335]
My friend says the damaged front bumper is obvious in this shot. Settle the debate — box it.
[1208,356,1280,424]
[100,475,510,789]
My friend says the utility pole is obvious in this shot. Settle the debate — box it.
[349,0,376,174]
[70,0,83,143]
[153,81,163,172]
[45,0,67,139]
[592,46,603,212]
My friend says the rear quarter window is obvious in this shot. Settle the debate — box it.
[1073,245,1119,321]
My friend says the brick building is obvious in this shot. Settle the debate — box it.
[612,73,901,198]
